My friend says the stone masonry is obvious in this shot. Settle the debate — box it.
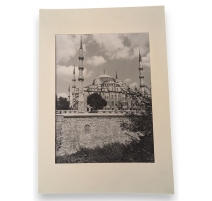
[56,114,138,156]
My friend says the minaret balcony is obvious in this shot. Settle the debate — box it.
[72,85,76,88]
[72,78,76,81]
[78,56,84,60]
[78,77,84,81]
[139,75,144,79]
[78,66,84,70]
[140,84,145,88]
[139,67,143,70]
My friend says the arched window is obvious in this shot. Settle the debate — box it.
[84,125,90,134]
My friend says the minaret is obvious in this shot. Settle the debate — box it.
[115,70,118,79]
[139,50,144,95]
[78,35,85,113]
[68,84,71,108]
[68,84,70,101]
[72,64,76,108]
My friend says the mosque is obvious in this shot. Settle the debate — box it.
[68,36,145,113]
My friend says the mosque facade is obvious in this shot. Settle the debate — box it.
[68,36,145,113]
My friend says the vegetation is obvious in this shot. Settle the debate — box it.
[120,86,154,161]
[56,96,70,110]
[87,93,107,111]
[56,141,153,163]
[55,86,154,163]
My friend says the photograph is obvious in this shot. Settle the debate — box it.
[55,33,154,163]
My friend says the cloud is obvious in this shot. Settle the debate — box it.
[142,52,150,68]
[92,33,131,60]
[91,33,149,61]
[57,93,68,99]
[92,34,124,53]
[85,56,106,66]
[111,46,133,60]
[124,78,131,82]
[56,33,150,67]
[56,35,88,64]
[121,33,149,59]
[122,36,131,47]
[146,52,150,57]
[130,82,139,88]
[56,65,93,83]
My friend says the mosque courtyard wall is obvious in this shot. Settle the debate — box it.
[56,113,138,156]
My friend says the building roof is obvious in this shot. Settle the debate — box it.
[103,80,116,84]
[92,74,115,85]
[96,74,112,78]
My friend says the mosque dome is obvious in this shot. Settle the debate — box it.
[92,74,115,85]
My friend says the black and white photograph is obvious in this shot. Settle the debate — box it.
[55,33,154,163]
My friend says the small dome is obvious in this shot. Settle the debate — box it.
[97,74,112,78]
[92,74,115,85]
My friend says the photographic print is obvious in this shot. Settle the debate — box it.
[39,7,174,194]
[55,33,154,163]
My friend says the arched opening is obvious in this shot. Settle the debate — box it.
[84,125,90,134]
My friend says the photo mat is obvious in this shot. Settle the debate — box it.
[39,7,174,194]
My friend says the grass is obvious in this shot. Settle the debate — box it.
[56,139,154,163]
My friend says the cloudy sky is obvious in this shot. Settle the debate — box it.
[56,33,151,98]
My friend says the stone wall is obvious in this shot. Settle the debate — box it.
[56,114,137,156]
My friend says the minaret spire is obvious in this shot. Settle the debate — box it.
[68,84,70,92]
[116,70,118,79]
[72,64,76,109]
[73,63,75,74]
[139,49,141,62]
[78,35,85,113]
[138,50,144,95]
[80,35,83,49]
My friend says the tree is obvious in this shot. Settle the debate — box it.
[87,93,107,111]
[120,87,154,162]
[55,94,58,109]
[116,100,124,110]
[56,96,70,110]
